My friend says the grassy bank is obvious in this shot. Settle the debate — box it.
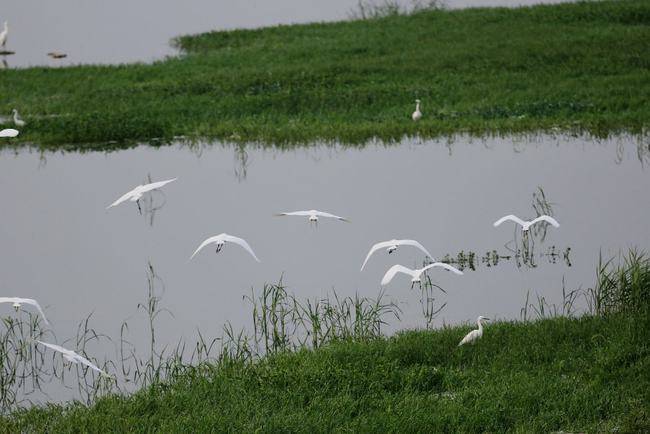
[2,313,649,432]
[1,0,649,150]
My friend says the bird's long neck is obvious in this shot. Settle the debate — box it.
[477,319,483,334]
[416,102,420,111]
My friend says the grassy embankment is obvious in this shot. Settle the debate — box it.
[1,252,649,432]
[0,0,649,151]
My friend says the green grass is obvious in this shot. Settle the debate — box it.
[1,0,649,150]
[2,313,648,432]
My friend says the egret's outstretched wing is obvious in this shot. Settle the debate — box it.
[493,214,527,228]
[107,189,136,209]
[189,235,223,260]
[381,265,416,286]
[0,128,19,137]
[313,211,349,222]
[398,240,434,260]
[36,341,75,357]
[0,297,50,325]
[360,241,394,271]
[530,215,560,228]
[139,178,177,194]
[223,235,261,262]
[74,354,109,376]
[276,211,313,217]
[422,262,464,275]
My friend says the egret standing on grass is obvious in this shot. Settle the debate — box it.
[360,239,435,271]
[35,341,111,377]
[107,178,177,214]
[493,214,560,232]
[12,109,25,127]
[0,22,8,48]
[458,316,490,346]
[381,262,463,288]
[0,297,50,325]
[276,210,349,226]
[190,233,261,262]
[412,99,422,121]
[0,128,18,137]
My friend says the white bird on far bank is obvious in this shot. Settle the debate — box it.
[107,178,177,213]
[493,214,560,232]
[0,22,8,48]
[360,239,435,271]
[0,297,50,325]
[381,262,463,288]
[35,341,112,377]
[0,128,19,137]
[412,99,422,121]
[12,109,25,127]
[190,233,260,262]
[458,316,490,346]
[276,210,349,226]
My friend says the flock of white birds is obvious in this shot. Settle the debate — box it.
[0,99,561,379]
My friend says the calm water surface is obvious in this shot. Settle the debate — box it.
[2,0,575,68]
[0,134,648,403]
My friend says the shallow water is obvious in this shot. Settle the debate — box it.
[2,0,575,68]
[0,133,648,404]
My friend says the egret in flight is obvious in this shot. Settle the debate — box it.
[12,109,25,127]
[381,262,463,288]
[0,297,50,326]
[360,239,435,271]
[0,128,18,137]
[493,214,560,232]
[276,210,349,226]
[35,341,111,377]
[0,22,8,48]
[412,99,422,121]
[190,233,260,262]
[107,178,177,213]
[458,316,490,346]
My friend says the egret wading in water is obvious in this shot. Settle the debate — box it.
[0,22,8,48]
[493,214,560,232]
[276,210,349,227]
[107,178,177,214]
[0,128,19,138]
[360,239,435,271]
[12,109,25,127]
[190,233,260,262]
[458,316,490,346]
[35,341,112,377]
[381,262,463,288]
[412,99,422,121]
[0,297,50,326]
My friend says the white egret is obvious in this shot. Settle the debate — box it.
[493,214,560,232]
[0,22,7,48]
[412,99,422,121]
[276,210,349,226]
[107,178,177,213]
[0,128,18,137]
[360,239,435,271]
[35,341,111,377]
[381,262,463,288]
[458,316,490,346]
[12,109,25,127]
[190,233,260,262]
[0,297,50,325]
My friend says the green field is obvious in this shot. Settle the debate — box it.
[1,0,649,150]
[2,313,648,432]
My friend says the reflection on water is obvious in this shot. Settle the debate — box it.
[0,133,649,408]
[140,174,170,227]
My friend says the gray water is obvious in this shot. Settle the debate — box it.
[1,0,575,68]
[1,133,649,352]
